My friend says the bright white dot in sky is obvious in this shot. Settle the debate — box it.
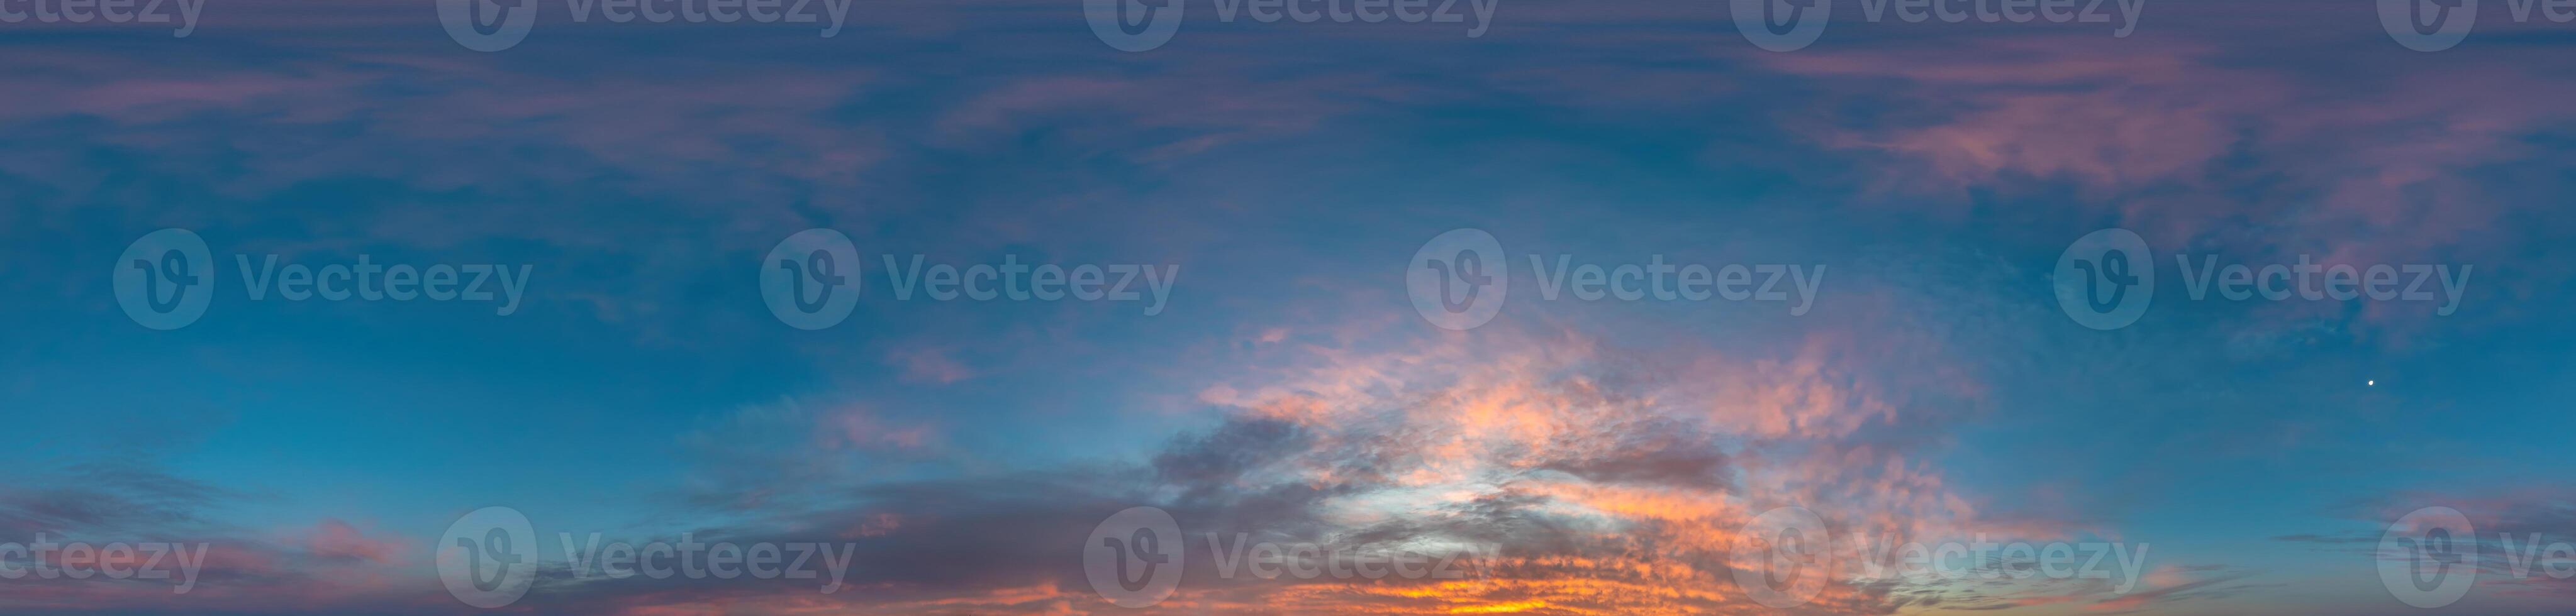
[2367,380,2376,386]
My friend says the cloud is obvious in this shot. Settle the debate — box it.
[559,326,2058,613]
[0,463,448,614]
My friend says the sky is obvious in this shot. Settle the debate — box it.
[4,0,2576,613]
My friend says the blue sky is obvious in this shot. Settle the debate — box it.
[4,0,2576,613]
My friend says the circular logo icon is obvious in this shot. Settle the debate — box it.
[114,228,214,331]
[761,228,862,330]
[2378,0,2477,52]
[1085,0,1184,52]
[1732,506,1830,608]
[2055,228,2155,331]
[1084,506,1184,608]
[438,506,537,608]
[1731,0,1829,52]
[438,0,540,52]
[2378,506,2477,608]
[1407,228,1507,331]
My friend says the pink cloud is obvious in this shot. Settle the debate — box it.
[887,346,975,385]
[298,519,406,565]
